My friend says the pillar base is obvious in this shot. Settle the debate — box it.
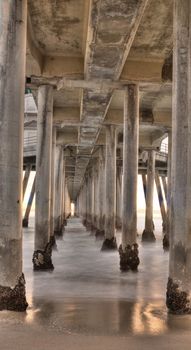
[166,278,191,314]
[82,219,87,227]
[116,223,122,230]
[63,219,67,227]
[163,234,170,250]
[89,225,96,236]
[90,224,96,232]
[142,229,156,242]
[119,244,140,272]
[86,222,92,231]
[95,229,105,240]
[0,274,28,312]
[162,222,167,233]
[49,235,57,250]
[33,242,54,271]
[54,228,63,237]
[22,218,28,228]
[101,237,117,251]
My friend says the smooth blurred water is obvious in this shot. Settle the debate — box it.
[1,213,191,343]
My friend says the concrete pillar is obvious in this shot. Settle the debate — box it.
[101,125,117,251]
[23,164,32,199]
[90,165,95,232]
[86,171,92,230]
[62,160,67,226]
[82,183,87,222]
[54,145,64,235]
[116,165,122,230]
[22,176,36,228]
[0,0,28,311]
[161,176,167,202]
[142,150,156,242]
[50,127,56,246]
[166,0,191,314]
[163,131,172,250]
[119,85,140,271]
[60,158,65,227]
[155,172,167,233]
[82,177,88,226]
[33,85,54,271]
[65,184,71,218]
[94,162,99,231]
[142,174,147,201]
[95,147,105,239]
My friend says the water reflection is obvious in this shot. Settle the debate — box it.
[132,302,167,335]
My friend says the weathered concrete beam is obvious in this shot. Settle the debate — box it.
[27,13,44,73]
[53,106,170,130]
[85,0,149,80]
[29,67,171,90]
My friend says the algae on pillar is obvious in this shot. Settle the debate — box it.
[0,0,28,310]
[33,85,54,271]
[142,150,156,242]
[119,85,140,271]
[101,125,117,251]
[166,0,191,314]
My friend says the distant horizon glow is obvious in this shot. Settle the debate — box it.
[23,171,165,216]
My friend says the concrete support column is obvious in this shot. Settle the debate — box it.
[23,176,36,228]
[82,177,88,226]
[0,0,28,311]
[86,171,92,230]
[61,159,65,226]
[64,184,71,218]
[161,176,167,201]
[116,165,122,230]
[142,150,156,242]
[62,162,67,226]
[119,85,140,271]
[23,164,32,200]
[155,172,167,233]
[90,165,95,232]
[82,184,87,222]
[54,145,64,236]
[166,0,191,314]
[101,125,117,251]
[95,147,105,239]
[33,85,54,271]
[142,174,147,201]
[50,127,56,246]
[93,162,99,231]
[163,131,172,250]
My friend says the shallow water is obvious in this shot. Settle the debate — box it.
[1,214,191,349]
